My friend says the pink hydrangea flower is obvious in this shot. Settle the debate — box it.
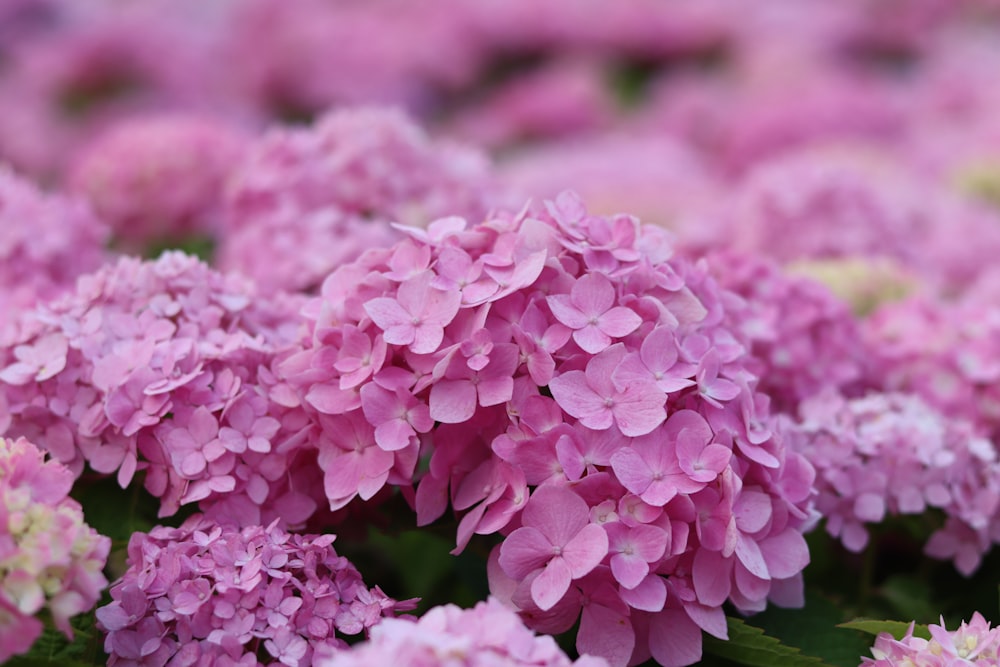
[0,251,318,527]
[861,613,1000,666]
[284,192,817,667]
[0,436,110,661]
[318,597,608,667]
[0,165,108,344]
[69,112,248,251]
[784,391,1000,574]
[217,107,505,293]
[97,515,415,667]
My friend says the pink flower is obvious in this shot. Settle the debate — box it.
[365,271,462,354]
[547,272,642,354]
[549,344,667,437]
[499,486,609,611]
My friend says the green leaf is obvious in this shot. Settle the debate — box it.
[837,619,931,641]
[703,617,835,667]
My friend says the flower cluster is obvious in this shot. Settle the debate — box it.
[0,251,319,526]
[783,391,1000,574]
[217,107,504,293]
[719,148,1000,294]
[69,113,247,250]
[283,192,816,666]
[0,436,110,661]
[860,613,1000,666]
[865,296,1000,442]
[0,165,108,343]
[319,597,609,667]
[704,250,870,415]
[97,515,413,667]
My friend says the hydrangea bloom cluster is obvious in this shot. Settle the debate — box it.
[0,436,110,661]
[703,250,869,415]
[865,297,1000,442]
[69,113,248,250]
[719,148,1000,294]
[0,165,108,343]
[283,192,816,667]
[319,597,608,667]
[783,391,1000,574]
[860,613,1000,666]
[97,515,413,667]
[217,107,504,293]
[0,251,319,526]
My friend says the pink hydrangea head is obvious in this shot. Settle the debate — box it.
[97,515,414,667]
[785,391,1000,573]
[0,165,108,340]
[861,613,1000,666]
[718,146,1000,295]
[704,250,870,414]
[69,112,248,250]
[865,296,1000,442]
[0,436,110,660]
[317,597,608,667]
[283,192,817,667]
[0,251,318,525]
[218,106,504,293]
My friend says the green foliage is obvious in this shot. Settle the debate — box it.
[838,620,931,641]
[702,617,834,667]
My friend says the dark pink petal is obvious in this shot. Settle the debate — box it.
[649,608,703,667]
[578,603,635,667]
[428,380,477,423]
[734,535,769,580]
[531,556,573,611]
[499,526,553,580]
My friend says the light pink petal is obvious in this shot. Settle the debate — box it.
[611,552,649,590]
[613,384,667,437]
[572,272,615,316]
[364,297,409,331]
[549,371,607,421]
[597,307,642,338]
[734,490,772,534]
[649,609,703,667]
[685,602,728,640]
[578,603,635,667]
[573,325,613,354]
[760,529,810,579]
[547,294,589,329]
[610,448,653,498]
[499,526,553,580]
[323,453,363,502]
[584,344,627,394]
[631,524,670,562]
[734,534,769,580]
[305,385,361,414]
[531,556,572,611]
[640,327,679,370]
[360,384,398,425]
[619,573,667,612]
[374,419,414,452]
[411,322,446,354]
[428,379,477,423]
[692,548,732,607]
[612,352,653,388]
[523,486,589,545]
[707,378,741,402]
[562,523,610,578]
